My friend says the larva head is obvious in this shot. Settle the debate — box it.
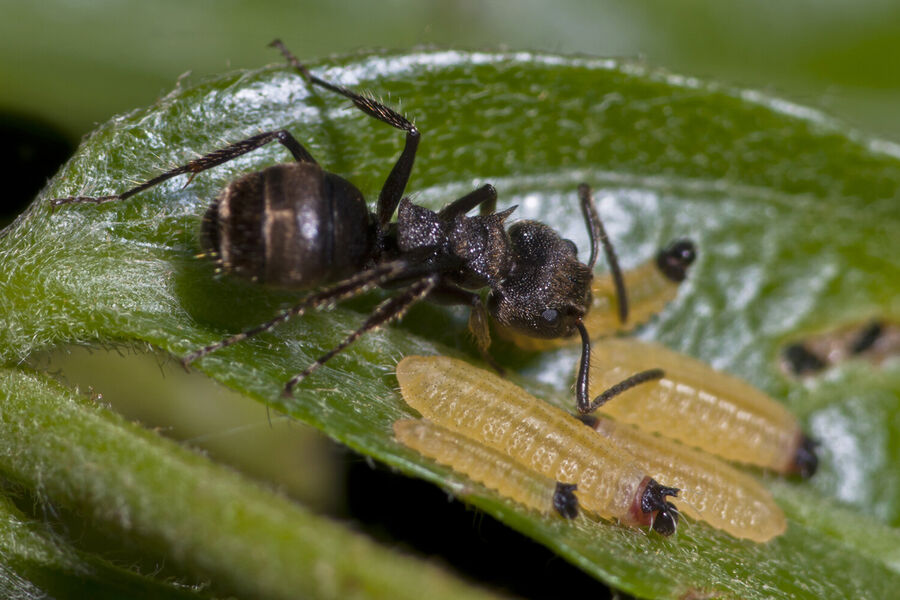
[488,220,592,339]
[652,501,681,537]
[552,482,580,519]
[656,239,697,283]
[782,343,827,376]
[635,477,680,537]
[790,434,819,478]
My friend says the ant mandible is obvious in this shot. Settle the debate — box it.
[52,40,649,412]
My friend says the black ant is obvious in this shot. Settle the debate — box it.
[51,40,652,412]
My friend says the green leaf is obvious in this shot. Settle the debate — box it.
[2,50,899,598]
[0,476,211,599]
[0,367,507,600]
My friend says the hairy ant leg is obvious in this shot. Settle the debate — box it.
[52,130,317,206]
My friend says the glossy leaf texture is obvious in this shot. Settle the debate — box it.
[2,50,899,599]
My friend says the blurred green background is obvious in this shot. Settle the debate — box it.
[4,0,900,221]
[2,1,899,596]
[3,0,900,142]
[3,0,900,218]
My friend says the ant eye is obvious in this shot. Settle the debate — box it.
[541,308,559,324]
[563,239,578,256]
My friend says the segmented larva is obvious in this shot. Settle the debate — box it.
[394,419,580,518]
[781,319,900,377]
[495,239,697,351]
[396,355,679,535]
[579,414,786,542]
[589,338,817,477]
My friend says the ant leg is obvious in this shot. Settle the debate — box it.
[577,183,628,324]
[284,274,439,395]
[574,320,664,413]
[270,40,420,232]
[430,284,504,374]
[52,130,317,206]
[468,299,506,375]
[438,184,497,219]
[182,260,409,366]
[478,190,498,217]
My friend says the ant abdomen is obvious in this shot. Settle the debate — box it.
[201,162,374,287]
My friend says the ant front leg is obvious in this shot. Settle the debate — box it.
[182,259,410,366]
[284,273,439,395]
[271,40,420,234]
[431,284,504,375]
[437,184,497,219]
[52,130,317,206]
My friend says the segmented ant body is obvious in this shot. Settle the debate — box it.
[52,41,631,407]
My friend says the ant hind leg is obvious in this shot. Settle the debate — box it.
[52,130,317,206]
[270,39,420,234]
[283,274,439,396]
[181,260,411,368]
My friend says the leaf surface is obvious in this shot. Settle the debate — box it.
[2,50,899,599]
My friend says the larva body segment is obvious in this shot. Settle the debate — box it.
[581,415,787,542]
[495,240,696,351]
[394,419,579,518]
[396,356,678,534]
[589,338,817,476]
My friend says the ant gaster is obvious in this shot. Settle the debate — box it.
[52,40,647,412]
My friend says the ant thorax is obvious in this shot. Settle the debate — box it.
[395,198,514,290]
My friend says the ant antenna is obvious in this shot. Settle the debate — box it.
[576,319,663,414]
[577,184,628,324]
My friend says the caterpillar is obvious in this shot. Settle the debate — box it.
[588,338,817,477]
[395,355,680,535]
[393,419,580,519]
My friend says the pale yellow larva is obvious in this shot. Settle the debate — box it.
[781,319,900,377]
[579,414,786,542]
[396,355,680,535]
[495,239,697,351]
[589,338,817,476]
[393,419,579,518]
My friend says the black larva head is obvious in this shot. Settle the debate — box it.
[652,502,681,537]
[782,343,827,376]
[656,239,697,283]
[792,434,819,479]
[552,482,580,519]
[641,479,680,537]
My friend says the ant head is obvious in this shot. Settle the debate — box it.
[488,220,592,339]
